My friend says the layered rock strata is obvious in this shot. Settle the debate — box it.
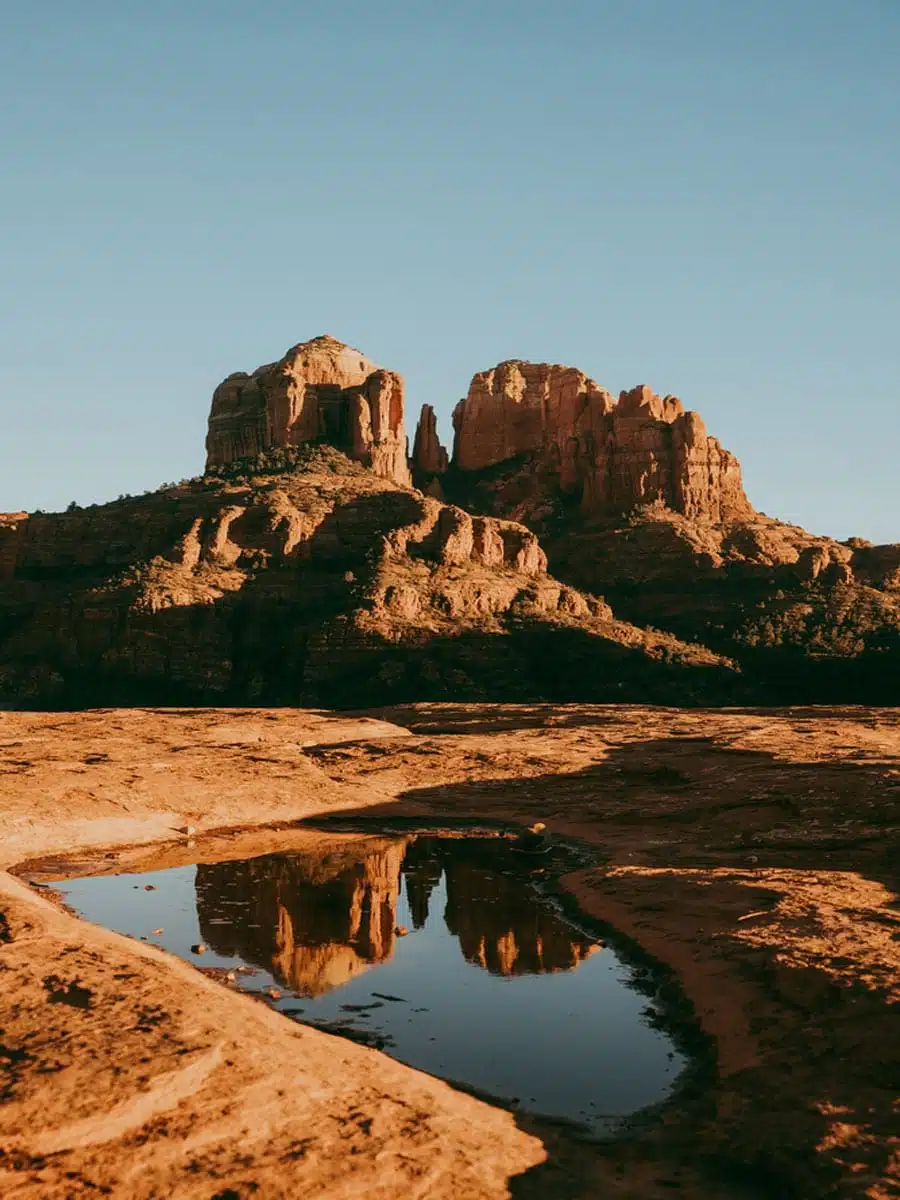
[0,456,737,707]
[205,335,411,486]
[449,361,750,523]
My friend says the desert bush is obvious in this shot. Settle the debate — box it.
[204,443,364,484]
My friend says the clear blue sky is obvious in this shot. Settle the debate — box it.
[1,0,897,541]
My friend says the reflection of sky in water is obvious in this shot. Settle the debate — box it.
[60,845,686,1137]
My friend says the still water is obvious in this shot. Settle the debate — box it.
[59,834,686,1137]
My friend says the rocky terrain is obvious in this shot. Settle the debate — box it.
[2,703,898,1198]
[0,338,897,1197]
[0,333,897,708]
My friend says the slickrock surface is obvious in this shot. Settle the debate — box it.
[205,335,411,486]
[1,703,898,1198]
[450,361,750,522]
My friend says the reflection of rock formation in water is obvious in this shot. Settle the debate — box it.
[409,838,600,976]
[402,838,444,930]
[194,836,599,996]
[441,853,599,976]
[195,841,407,995]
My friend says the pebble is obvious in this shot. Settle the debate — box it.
[144,885,157,891]
[394,925,409,937]
[190,943,207,955]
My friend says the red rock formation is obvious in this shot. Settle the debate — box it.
[452,361,616,485]
[411,405,449,477]
[443,858,600,976]
[205,335,411,486]
[450,361,751,523]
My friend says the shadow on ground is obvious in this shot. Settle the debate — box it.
[299,730,900,1199]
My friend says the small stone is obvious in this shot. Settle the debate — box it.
[190,943,207,955]
[144,885,156,891]
[266,987,281,999]
[152,928,163,935]
[394,925,409,937]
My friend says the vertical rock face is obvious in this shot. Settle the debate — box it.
[452,361,617,483]
[449,361,751,523]
[205,335,411,486]
[411,404,449,477]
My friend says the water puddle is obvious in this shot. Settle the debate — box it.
[56,833,688,1137]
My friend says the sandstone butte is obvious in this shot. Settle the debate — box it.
[194,839,595,997]
[206,334,411,487]
[206,335,750,525]
[416,359,750,524]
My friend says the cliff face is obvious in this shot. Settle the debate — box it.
[449,360,750,523]
[205,335,411,487]
[429,357,900,702]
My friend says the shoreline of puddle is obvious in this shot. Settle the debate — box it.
[17,822,716,1143]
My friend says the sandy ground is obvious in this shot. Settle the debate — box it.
[1,703,898,1199]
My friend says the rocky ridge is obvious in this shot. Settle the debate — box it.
[0,444,734,707]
